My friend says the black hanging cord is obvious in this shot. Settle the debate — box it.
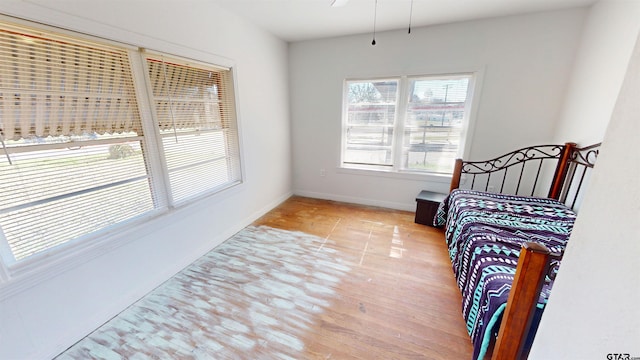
[371,0,378,45]
[408,0,414,34]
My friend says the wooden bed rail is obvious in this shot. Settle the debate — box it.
[492,242,550,360]
[449,158,463,193]
[444,142,601,359]
[547,143,576,200]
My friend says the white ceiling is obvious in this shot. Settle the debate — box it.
[213,0,598,42]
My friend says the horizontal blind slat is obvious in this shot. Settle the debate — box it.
[146,55,241,205]
[0,26,142,140]
[0,21,156,263]
[1,180,154,260]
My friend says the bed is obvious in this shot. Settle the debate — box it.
[435,142,600,360]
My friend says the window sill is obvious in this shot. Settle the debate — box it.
[0,181,246,301]
[0,208,166,299]
[337,166,453,183]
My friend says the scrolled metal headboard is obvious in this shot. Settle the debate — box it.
[454,144,566,195]
[449,142,601,210]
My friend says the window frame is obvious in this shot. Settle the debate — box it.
[140,51,244,206]
[340,72,481,178]
[0,15,245,281]
[341,78,400,169]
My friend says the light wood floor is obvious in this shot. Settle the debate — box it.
[58,196,473,359]
[254,196,473,359]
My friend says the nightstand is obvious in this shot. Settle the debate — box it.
[415,190,447,226]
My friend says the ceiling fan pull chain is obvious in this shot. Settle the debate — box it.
[372,0,378,45]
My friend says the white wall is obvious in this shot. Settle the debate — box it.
[553,0,640,145]
[289,9,586,210]
[530,1,640,358]
[0,1,291,359]
[530,27,640,360]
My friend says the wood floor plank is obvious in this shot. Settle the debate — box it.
[57,196,473,359]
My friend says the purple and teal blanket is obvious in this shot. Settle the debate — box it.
[434,189,576,360]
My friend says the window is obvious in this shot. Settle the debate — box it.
[342,79,398,167]
[0,20,241,266]
[144,55,241,204]
[342,74,474,175]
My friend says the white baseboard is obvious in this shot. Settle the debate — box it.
[293,190,416,212]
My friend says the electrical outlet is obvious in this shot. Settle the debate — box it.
[320,168,326,177]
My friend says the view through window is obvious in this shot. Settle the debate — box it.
[342,74,474,174]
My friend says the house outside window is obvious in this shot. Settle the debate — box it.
[341,74,475,175]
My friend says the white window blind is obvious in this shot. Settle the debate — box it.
[0,23,153,262]
[341,74,474,174]
[0,20,244,266]
[0,24,142,140]
[145,55,241,204]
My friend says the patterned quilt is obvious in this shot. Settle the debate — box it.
[434,189,576,360]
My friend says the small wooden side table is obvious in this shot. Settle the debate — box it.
[415,190,447,226]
